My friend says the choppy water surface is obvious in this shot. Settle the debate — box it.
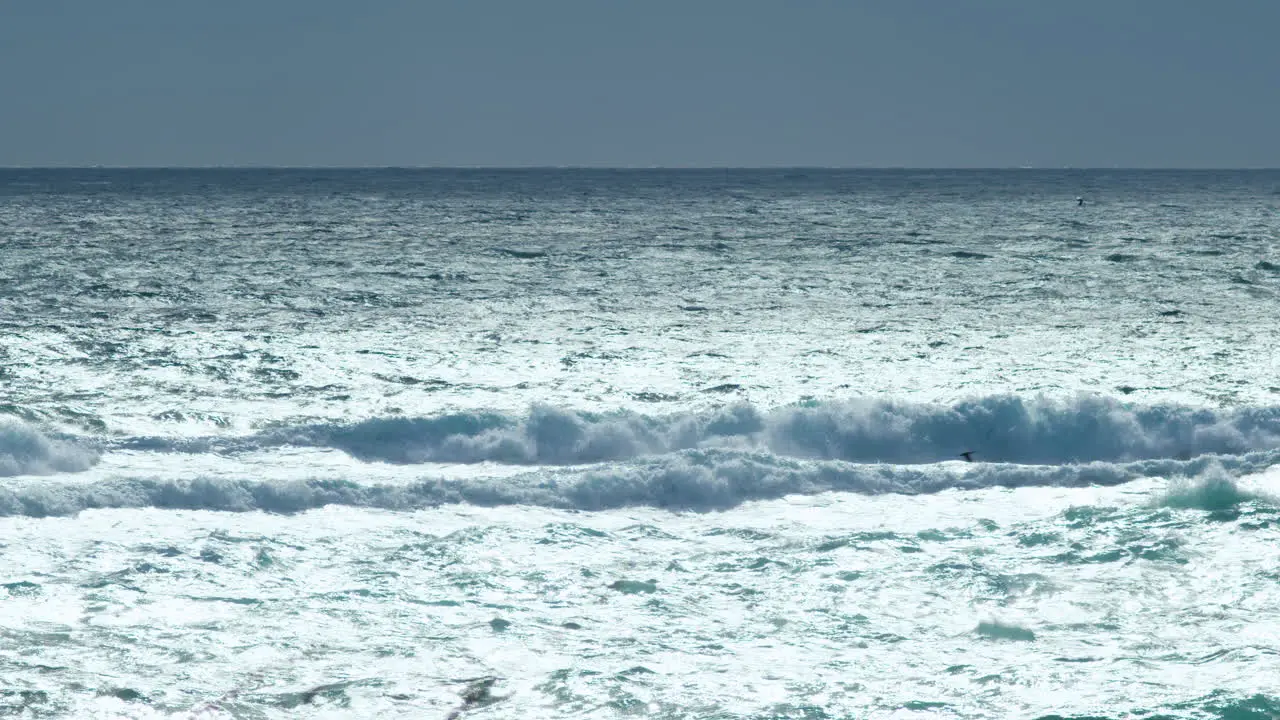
[2,169,1280,718]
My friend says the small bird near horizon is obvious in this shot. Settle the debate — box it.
[1076,197,1085,206]
[960,451,975,462]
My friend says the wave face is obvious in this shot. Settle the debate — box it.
[10,395,1280,516]
[0,419,99,477]
[7,392,1280,515]
[8,449,1279,519]
[278,395,1280,467]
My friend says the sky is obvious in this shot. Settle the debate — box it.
[2,1,1277,167]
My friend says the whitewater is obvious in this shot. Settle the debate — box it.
[2,168,1279,718]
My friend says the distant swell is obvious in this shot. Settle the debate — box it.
[271,395,1280,467]
[0,419,99,477]
[4,449,1278,517]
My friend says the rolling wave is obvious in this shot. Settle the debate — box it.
[8,394,1280,515]
[3,449,1277,518]
[273,395,1280,466]
[0,419,99,477]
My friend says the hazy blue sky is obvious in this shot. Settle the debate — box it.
[2,1,1277,167]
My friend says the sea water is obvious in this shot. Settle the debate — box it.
[1,169,1279,718]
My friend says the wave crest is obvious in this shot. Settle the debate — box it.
[273,395,1280,467]
[7,448,1279,517]
[1157,460,1271,512]
[0,419,99,477]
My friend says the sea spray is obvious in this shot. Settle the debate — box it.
[1157,460,1272,512]
[0,419,99,477]
[108,396,1280,468]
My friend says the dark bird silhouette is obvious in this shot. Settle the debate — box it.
[959,451,975,462]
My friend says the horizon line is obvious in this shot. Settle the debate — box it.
[2,165,1279,171]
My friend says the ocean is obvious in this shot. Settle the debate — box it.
[2,168,1279,719]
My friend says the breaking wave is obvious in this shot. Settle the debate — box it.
[4,448,1279,517]
[1157,460,1272,511]
[267,395,1280,466]
[13,395,1280,515]
[0,419,100,477]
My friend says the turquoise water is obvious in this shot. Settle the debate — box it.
[2,169,1279,718]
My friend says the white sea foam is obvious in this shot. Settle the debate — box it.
[238,395,1280,466]
[6,447,1278,517]
[5,169,1280,718]
[0,418,99,477]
